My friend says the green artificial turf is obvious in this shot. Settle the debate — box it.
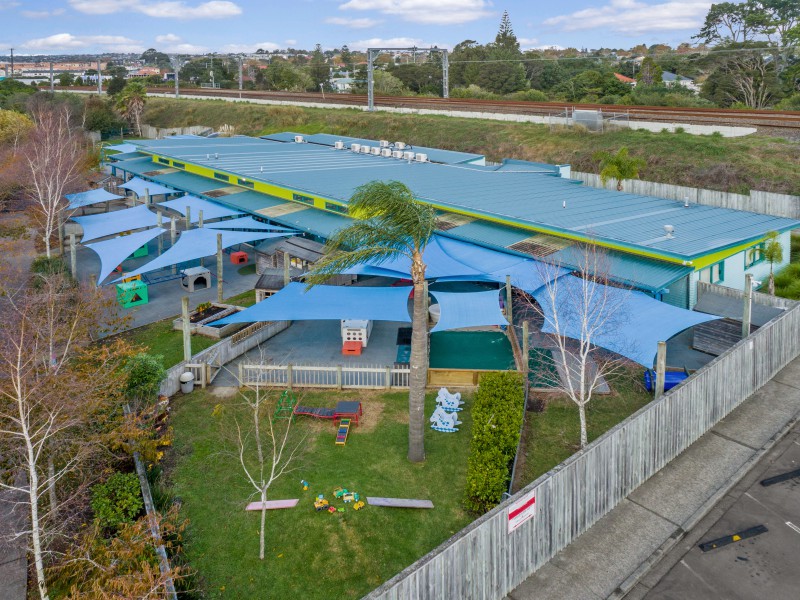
[165,388,474,599]
[429,331,515,370]
[528,348,559,388]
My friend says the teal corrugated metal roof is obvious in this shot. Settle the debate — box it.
[148,170,228,196]
[216,190,286,213]
[133,136,800,262]
[270,207,352,239]
[112,156,160,175]
[447,220,531,247]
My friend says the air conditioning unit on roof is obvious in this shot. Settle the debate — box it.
[294,135,304,143]
[379,140,390,147]
[360,145,371,154]
[334,141,345,150]
[392,150,403,159]
[415,153,428,163]
[403,151,415,161]
[395,141,406,150]
[370,147,381,156]
[350,143,361,153]
[380,148,392,157]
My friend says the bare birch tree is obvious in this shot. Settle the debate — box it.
[24,104,87,257]
[526,244,631,449]
[229,385,306,560]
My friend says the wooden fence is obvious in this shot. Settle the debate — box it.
[363,303,800,600]
[572,171,800,219]
[239,363,411,390]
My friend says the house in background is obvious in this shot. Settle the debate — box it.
[662,71,699,92]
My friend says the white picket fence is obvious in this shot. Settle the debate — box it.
[239,363,411,390]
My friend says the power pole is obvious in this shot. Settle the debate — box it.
[9,47,13,78]
[96,59,102,94]
[238,55,243,98]
[367,49,375,112]
[171,56,182,98]
[49,62,54,92]
[367,46,449,111]
[442,49,449,99]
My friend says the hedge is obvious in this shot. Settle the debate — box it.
[464,371,525,513]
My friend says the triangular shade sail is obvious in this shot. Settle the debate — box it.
[65,188,124,209]
[215,282,412,324]
[532,275,717,367]
[119,177,176,198]
[112,228,290,282]
[84,227,166,283]
[159,196,242,222]
[72,205,161,243]
[105,143,138,154]
[429,289,509,332]
[205,217,296,232]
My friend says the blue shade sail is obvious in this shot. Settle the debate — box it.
[119,177,176,197]
[65,188,124,209]
[159,195,242,222]
[215,282,412,324]
[84,227,166,283]
[429,289,508,332]
[72,204,161,243]
[532,275,718,367]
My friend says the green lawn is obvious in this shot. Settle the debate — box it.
[766,234,800,300]
[116,290,258,369]
[514,368,652,489]
[165,388,474,599]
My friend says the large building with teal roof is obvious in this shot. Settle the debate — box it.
[107,133,798,309]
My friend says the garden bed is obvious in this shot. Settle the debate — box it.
[172,302,248,339]
[164,388,474,599]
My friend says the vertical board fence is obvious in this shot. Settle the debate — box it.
[363,304,800,600]
[572,171,800,219]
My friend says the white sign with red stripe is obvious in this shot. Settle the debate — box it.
[507,490,536,534]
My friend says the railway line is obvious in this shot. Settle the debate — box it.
[66,86,800,130]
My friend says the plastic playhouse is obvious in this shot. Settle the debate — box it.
[116,280,148,308]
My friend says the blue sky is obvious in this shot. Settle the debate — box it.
[1,1,718,55]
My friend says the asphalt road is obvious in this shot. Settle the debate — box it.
[633,421,800,600]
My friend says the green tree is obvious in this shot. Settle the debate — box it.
[636,57,663,86]
[57,72,74,87]
[339,44,353,73]
[763,231,784,295]
[306,181,436,463]
[477,58,527,94]
[593,147,646,191]
[695,1,759,43]
[106,76,127,96]
[494,10,521,53]
[309,43,330,91]
[372,70,408,95]
[115,80,147,136]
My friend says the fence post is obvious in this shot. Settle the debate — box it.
[655,341,667,398]
[522,321,529,373]
[287,364,293,390]
[283,251,291,287]
[238,362,243,386]
[217,233,224,303]
[157,211,163,256]
[506,274,513,323]
[182,296,192,362]
[185,205,191,231]
[337,365,342,390]
[385,366,391,389]
[69,233,77,279]
[743,274,753,339]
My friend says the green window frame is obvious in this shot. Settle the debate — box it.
[292,193,314,205]
[173,161,185,169]
[744,243,765,269]
[213,172,229,182]
[238,179,254,188]
[324,202,347,214]
[157,157,170,165]
[699,261,724,284]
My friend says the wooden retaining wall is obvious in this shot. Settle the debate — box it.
[363,303,800,600]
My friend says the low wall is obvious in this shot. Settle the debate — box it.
[697,281,798,310]
[572,171,800,219]
[159,319,291,396]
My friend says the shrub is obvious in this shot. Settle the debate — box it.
[508,89,547,102]
[91,471,144,530]
[31,255,69,277]
[125,353,166,402]
[464,371,525,513]
[776,94,800,110]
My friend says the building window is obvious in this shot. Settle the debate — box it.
[699,261,724,284]
[745,243,765,268]
[157,157,170,165]
[213,172,229,182]
[292,193,314,205]
[238,178,254,188]
[173,161,185,169]
[325,202,347,214]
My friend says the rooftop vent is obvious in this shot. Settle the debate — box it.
[380,148,392,158]
[379,140,390,148]
[370,147,381,156]
[350,143,361,153]
[334,141,345,150]
[294,135,305,143]
[415,153,428,163]
[664,224,675,238]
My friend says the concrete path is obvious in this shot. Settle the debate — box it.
[0,485,28,600]
[506,356,800,600]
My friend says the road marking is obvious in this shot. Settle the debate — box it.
[786,522,800,536]
[679,560,718,593]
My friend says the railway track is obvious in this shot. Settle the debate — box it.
[66,86,800,130]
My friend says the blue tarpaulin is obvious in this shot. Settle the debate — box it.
[429,289,508,332]
[215,282,412,324]
[112,228,289,282]
[72,204,161,243]
[119,177,176,198]
[84,227,166,283]
[532,275,717,367]
[65,188,124,209]
[159,196,242,222]
[105,143,138,154]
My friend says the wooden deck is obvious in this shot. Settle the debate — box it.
[693,318,757,356]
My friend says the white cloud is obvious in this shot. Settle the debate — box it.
[69,0,242,19]
[163,42,210,54]
[22,8,66,18]
[285,39,298,46]
[339,0,491,25]
[543,0,712,35]
[0,1,20,9]
[156,33,183,43]
[220,42,280,53]
[325,17,382,28]
[346,36,448,52]
[22,33,144,53]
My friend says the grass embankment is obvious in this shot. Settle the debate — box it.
[166,388,473,599]
[514,368,652,488]
[142,98,800,195]
[118,289,257,369]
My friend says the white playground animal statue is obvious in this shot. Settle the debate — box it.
[430,405,462,433]
[436,387,464,412]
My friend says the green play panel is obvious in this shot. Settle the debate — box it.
[429,331,515,370]
[131,243,149,258]
[528,348,559,388]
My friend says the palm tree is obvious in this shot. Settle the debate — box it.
[763,231,783,296]
[593,147,646,191]
[115,80,147,136]
[306,181,436,463]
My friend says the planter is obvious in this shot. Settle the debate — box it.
[173,302,248,339]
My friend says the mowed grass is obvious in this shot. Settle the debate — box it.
[166,388,474,599]
[142,98,800,195]
[514,368,652,488]
[115,290,258,368]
